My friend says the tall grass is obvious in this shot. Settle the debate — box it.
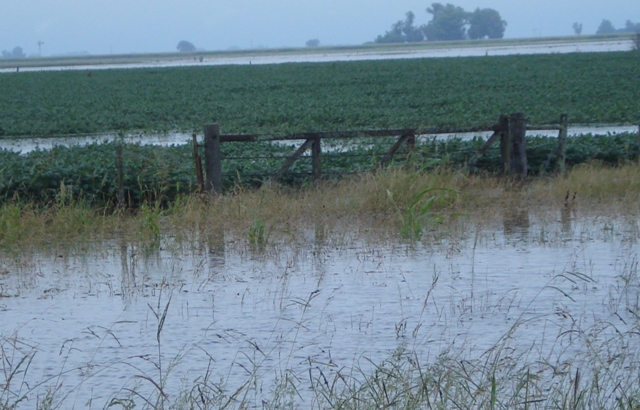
[1,164,639,250]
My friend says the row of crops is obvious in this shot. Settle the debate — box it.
[0,133,637,206]
[1,50,638,205]
[1,52,639,137]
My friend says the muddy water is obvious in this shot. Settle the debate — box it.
[0,213,639,407]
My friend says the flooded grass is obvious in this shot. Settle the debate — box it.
[1,165,640,408]
[3,163,639,250]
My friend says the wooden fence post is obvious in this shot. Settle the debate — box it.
[500,116,512,175]
[312,136,322,181]
[556,114,568,174]
[203,124,222,195]
[509,113,527,178]
[192,134,204,193]
[637,122,640,164]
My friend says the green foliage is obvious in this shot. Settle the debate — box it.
[0,204,23,243]
[139,203,162,237]
[0,131,638,205]
[573,22,583,35]
[248,218,269,248]
[468,8,507,39]
[597,19,640,35]
[1,46,26,59]
[423,3,468,41]
[375,11,424,43]
[387,182,457,240]
[1,52,639,137]
[597,20,616,35]
[242,201,273,250]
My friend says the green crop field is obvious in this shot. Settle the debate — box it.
[1,51,639,137]
[1,50,639,205]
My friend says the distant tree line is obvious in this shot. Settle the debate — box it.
[596,19,640,35]
[177,40,196,52]
[306,39,320,47]
[1,47,26,58]
[375,2,506,44]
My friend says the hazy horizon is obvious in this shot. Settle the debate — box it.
[2,1,637,56]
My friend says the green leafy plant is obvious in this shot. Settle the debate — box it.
[1,52,638,137]
[386,182,458,240]
[241,203,273,250]
[139,203,162,237]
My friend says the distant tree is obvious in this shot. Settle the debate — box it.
[596,19,616,34]
[402,11,425,42]
[622,20,640,33]
[375,18,405,43]
[633,32,640,51]
[572,22,583,35]
[422,3,468,41]
[375,11,424,43]
[467,8,507,39]
[306,39,320,47]
[176,40,196,52]
[1,47,26,58]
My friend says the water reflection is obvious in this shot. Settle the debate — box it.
[207,232,226,269]
[119,241,141,299]
[502,207,530,239]
[561,207,574,236]
[0,215,639,407]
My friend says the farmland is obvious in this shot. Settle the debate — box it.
[3,48,640,409]
[0,132,637,206]
[1,51,639,137]
[1,50,639,205]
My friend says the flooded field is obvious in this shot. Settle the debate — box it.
[1,124,637,154]
[0,39,632,74]
[1,209,639,408]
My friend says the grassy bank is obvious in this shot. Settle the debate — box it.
[2,163,639,250]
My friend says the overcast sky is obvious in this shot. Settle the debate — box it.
[1,0,637,56]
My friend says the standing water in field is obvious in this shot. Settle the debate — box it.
[0,39,632,74]
[1,211,639,408]
[0,124,636,154]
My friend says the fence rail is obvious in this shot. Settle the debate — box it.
[195,113,580,195]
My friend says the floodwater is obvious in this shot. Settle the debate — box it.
[1,124,637,154]
[1,212,639,407]
[0,39,633,74]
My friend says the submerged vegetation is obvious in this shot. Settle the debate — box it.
[0,132,638,206]
[1,162,639,250]
[1,172,640,408]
